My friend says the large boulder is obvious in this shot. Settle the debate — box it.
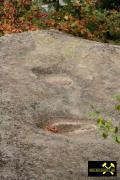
[0,29,120,179]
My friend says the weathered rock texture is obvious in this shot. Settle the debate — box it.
[0,29,120,180]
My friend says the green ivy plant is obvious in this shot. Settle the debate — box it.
[88,95,120,143]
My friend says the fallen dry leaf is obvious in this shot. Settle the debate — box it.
[44,125,59,133]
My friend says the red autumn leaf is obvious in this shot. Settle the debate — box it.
[44,125,59,133]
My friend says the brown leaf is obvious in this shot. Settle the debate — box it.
[44,125,59,133]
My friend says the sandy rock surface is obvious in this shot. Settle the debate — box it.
[0,29,120,179]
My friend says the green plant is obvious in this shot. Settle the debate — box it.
[88,95,120,143]
[114,95,120,111]
[0,0,120,43]
[96,0,120,10]
[105,11,120,40]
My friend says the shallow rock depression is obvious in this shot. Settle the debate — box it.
[0,30,120,180]
[40,117,97,135]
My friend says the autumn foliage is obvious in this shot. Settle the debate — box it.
[0,0,40,35]
[0,0,120,43]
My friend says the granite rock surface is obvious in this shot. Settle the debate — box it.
[0,29,120,179]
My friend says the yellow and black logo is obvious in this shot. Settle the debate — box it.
[88,161,117,176]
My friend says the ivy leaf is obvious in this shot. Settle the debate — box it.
[115,104,120,111]
[112,135,120,143]
[116,136,120,143]
[102,132,108,139]
[97,117,105,126]
[114,126,119,133]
